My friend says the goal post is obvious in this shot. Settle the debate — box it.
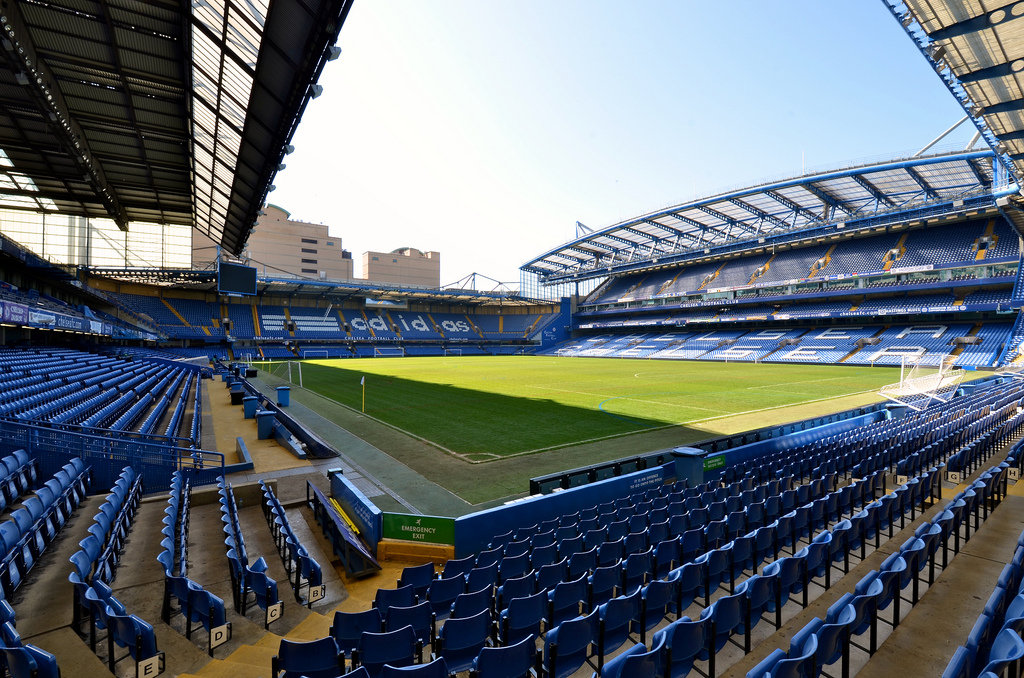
[301,349,329,359]
[255,360,303,387]
[373,346,405,358]
[879,353,964,411]
[443,348,462,356]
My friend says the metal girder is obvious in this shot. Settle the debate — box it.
[664,212,720,242]
[850,174,896,208]
[727,197,791,230]
[966,157,993,187]
[904,165,939,200]
[652,216,703,245]
[695,204,759,236]
[979,99,1024,116]
[927,5,1018,41]
[0,0,129,229]
[763,190,823,225]
[801,181,854,217]
[581,240,618,253]
[956,60,1019,85]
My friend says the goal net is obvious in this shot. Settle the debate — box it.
[252,360,304,387]
[443,348,462,356]
[373,346,405,357]
[301,349,329,359]
[879,353,964,411]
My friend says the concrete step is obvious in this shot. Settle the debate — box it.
[15,495,102,638]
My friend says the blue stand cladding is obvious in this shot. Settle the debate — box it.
[454,463,674,557]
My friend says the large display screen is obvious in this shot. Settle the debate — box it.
[217,262,257,296]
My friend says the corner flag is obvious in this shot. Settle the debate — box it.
[360,376,365,412]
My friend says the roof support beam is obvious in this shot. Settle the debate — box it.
[926,6,1017,41]
[727,197,791,230]
[763,190,823,225]
[850,174,896,208]
[903,166,939,200]
[640,217,702,246]
[801,181,855,217]
[965,158,993,187]
[695,205,759,237]
[0,0,129,230]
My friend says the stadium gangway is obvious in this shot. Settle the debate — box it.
[306,481,381,578]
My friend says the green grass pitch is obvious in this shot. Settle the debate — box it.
[284,357,901,460]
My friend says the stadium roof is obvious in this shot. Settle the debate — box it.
[85,268,538,305]
[521,150,1016,284]
[0,0,351,255]
[884,0,1024,185]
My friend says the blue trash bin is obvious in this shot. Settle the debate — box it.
[243,396,258,419]
[276,386,290,407]
[256,410,275,439]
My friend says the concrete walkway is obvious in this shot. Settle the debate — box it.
[245,376,473,516]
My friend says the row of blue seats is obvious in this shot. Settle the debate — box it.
[0,450,37,514]
[69,466,141,587]
[730,383,1011,485]
[259,481,324,606]
[337,464,935,678]
[948,410,1024,475]
[0,458,89,598]
[315,463,945,678]
[159,471,230,655]
[66,466,161,674]
[219,478,281,625]
[945,503,1024,677]
[0,450,60,678]
[550,463,952,678]
[341,385,1016,678]
[0,585,58,678]
[750,461,1011,678]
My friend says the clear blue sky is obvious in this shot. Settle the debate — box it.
[270,1,976,288]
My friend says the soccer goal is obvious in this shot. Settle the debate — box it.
[443,348,462,357]
[373,346,405,358]
[878,353,964,411]
[301,349,330,359]
[256,360,304,387]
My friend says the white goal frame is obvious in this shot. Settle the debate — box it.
[301,349,330,359]
[878,353,964,411]
[252,360,303,387]
[443,348,462,357]
[373,346,405,358]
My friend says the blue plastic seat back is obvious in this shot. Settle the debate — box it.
[466,563,499,592]
[979,627,1024,677]
[497,572,536,612]
[379,657,449,678]
[398,562,435,599]
[437,608,491,673]
[501,590,547,645]
[276,635,343,678]
[548,574,588,627]
[4,645,60,678]
[656,615,713,676]
[374,585,416,613]
[701,590,746,652]
[426,576,464,620]
[597,589,640,656]
[109,613,159,660]
[543,609,598,678]
[451,585,492,620]
[471,633,536,678]
[357,625,418,676]
[330,608,383,656]
[642,579,675,632]
[186,583,227,629]
[385,602,434,647]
